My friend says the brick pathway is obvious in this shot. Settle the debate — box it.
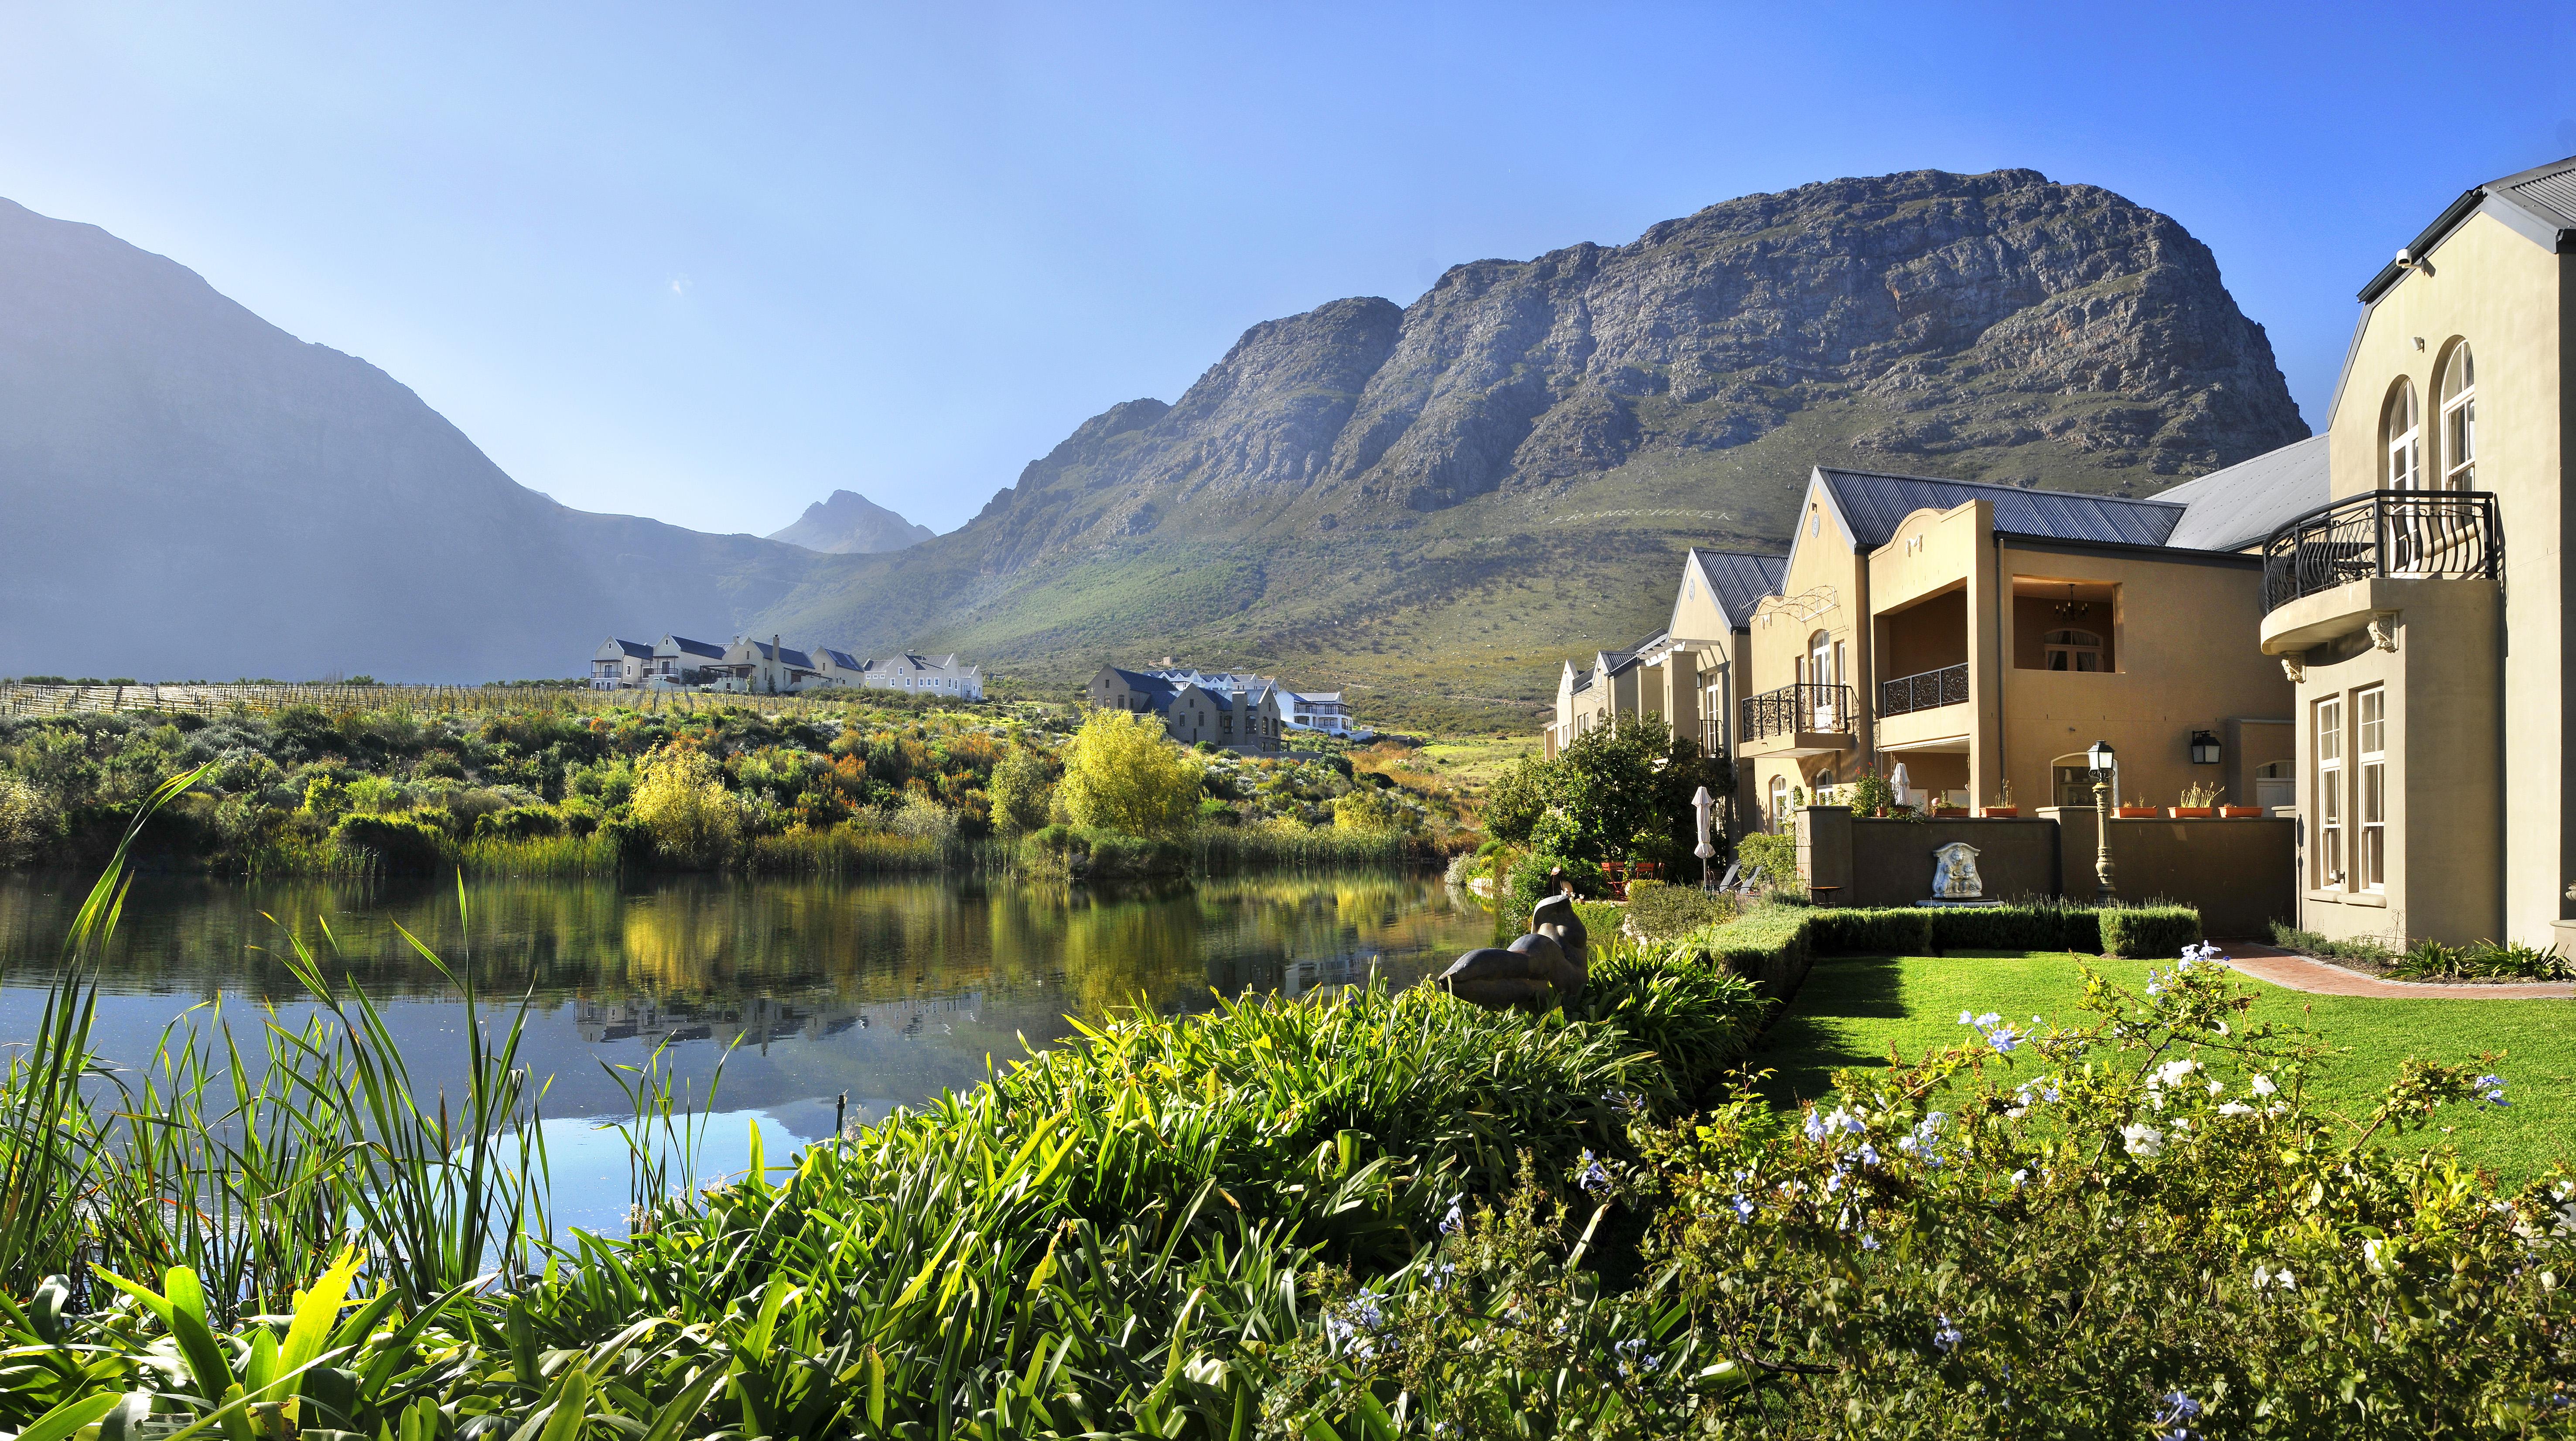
[2205,940,2575,1000]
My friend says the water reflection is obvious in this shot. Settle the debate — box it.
[0,870,1485,1125]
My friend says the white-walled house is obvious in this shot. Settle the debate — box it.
[713,636,824,694]
[651,635,727,688]
[1285,691,1352,736]
[862,652,984,699]
[591,638,655,689]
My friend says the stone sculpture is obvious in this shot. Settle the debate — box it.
[1437,879,1592,1010]
[1930,841,1983,900]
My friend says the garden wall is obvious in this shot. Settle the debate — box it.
[1797,807,2061,907]
[2042,807,2296,939]
[1790,804,2292,937]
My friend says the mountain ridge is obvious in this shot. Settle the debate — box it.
[741,167,2310,725]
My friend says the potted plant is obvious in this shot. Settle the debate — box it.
[2169,782,2217,819]
[1981,779,2018,818]
[2115,792,2159,819]
[2220,801,2265,818]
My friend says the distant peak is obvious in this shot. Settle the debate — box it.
[767,489,936,554]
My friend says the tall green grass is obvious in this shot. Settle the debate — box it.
[0,784,1766,1436]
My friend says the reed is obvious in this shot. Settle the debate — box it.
[0,786,1767,1437]
[458,829,627,876]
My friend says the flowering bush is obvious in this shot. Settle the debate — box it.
[1270,942,2576,1434]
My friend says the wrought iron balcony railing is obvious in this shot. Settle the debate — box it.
[2260,488,2501,615]
[1880,662,1968,717]
[1742,682,1852,743]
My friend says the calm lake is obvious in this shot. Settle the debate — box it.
[0,869,1491,1229]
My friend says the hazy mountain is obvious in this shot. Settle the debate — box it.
[0,198,825,681]
[745,168,2309,727]
[769,490,936,554]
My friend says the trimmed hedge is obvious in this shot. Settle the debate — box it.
[1666,901,2202,996]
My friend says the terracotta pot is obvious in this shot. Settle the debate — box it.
[2219,805,2264,818]
[1980,806,2019,818]
[2115,806,2159,818]
[1930,806,1969,818]
[2168,806,2214,818]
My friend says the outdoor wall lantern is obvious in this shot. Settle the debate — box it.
[2190,729,2221,766]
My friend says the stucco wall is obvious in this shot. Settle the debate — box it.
[2325,209,2568,946]
[2047,807,2297,938]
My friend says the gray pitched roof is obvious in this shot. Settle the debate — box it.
[2360,152,2576,303]
[1688,548,1787,626]
[820,648,864,670]
[663,635,727,660]
[1108,667,1179,701]
[1813,466,2187,549]
[2155,436,2330,552]
[608,638,654,659]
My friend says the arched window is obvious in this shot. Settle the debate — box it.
[2439,344,2475,490]
[1768,775,1789,830]
[2042,628,2105,672]
[2383,379,2421,490]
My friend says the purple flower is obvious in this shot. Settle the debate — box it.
[1932,1315,1963,1352]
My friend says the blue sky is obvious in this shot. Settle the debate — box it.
[1,2,2568,536]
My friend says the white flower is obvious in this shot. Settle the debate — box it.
[2122,1123,2165,1158]
[2255,1263,2299,1291]
[2363,1238,2391,1273]
[2216,1101,2255,1117]
[2249,1074,2277,1097]
[2207,1080,2225,1096]
[2152,1058,2199,1088]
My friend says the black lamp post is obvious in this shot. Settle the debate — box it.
[2087,739,2118,904]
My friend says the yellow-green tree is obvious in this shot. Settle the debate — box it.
[631,745,742,865]
[987,745,1058,835]
[1057,711,1203,839]
[1332,785,1418,833]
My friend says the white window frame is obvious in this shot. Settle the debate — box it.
[2386,380,2421,490]
[2440,345,2475,491]
[2041,627,2105,673]
[2357,686,2386,893]
[2316,695,2345,888]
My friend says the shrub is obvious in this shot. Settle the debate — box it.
[1331,784,1415,833]
[1057,710,1202,840]
[1505,849,1606,918]
[0,771,58,867]
[470,804,563,842]
[2393,937,2574,981]
[629,745,742,866]
[1805,906,1933,955]
[986,744,1056,834]
[2099,904,2201,958]
[1580,939,1768,1103]
[330,811,451,873]
[1922,903,2076,952]
[1734,827,1799,893]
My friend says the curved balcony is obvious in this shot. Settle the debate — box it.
[2258,489,2501,654]
[1740,682,1853,757]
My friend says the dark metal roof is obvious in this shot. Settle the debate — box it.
[1688,548,1788,627]
[607,638,654,659]
[1814,467,2186,549]
[1108,667,1179,698]
[662,635,726,660]
[2359,153,2576,303]
[2154,436,2331,552]
[820,648,864,670]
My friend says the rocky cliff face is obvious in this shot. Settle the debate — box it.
[755,168,2311,727]
[938,168,2304,580]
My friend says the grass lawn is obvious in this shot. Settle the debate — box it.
[1751,951,2576,1187]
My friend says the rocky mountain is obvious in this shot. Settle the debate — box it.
[769,490,936,554]
[747,168,2309,727]
[0,198,826,681]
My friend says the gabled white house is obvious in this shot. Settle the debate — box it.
[652,635,727,688]
[862,652,984,699]
[714,635,824,694]
[591,638,655,689]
